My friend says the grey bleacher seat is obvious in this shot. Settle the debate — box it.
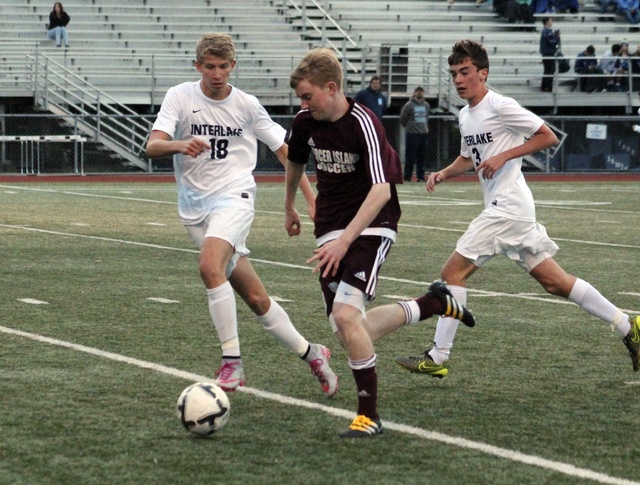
[0,0,311,106]
[1,0,634,109]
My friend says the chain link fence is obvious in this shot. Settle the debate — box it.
[1,114,639,175]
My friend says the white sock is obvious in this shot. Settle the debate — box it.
[348,354,377,370]
[568,278,630,335]
[430,285,467,364]
[398,300,421,325]
[257,298,309,356]
[206,281,240,357]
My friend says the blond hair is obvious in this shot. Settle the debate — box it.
[195,33,236,63]
[290,48,343,89]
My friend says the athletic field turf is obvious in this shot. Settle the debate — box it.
[1,179,638,485]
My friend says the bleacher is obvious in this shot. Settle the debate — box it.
[316,0,636,109]
[0,0,312,106]
[0,0,636,111]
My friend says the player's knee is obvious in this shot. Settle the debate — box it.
[244,290,270,315]
[541,280,567,297]
[331,308,358,333]
[199,262,226,288]
[331,310,348,332]
[440,269,461,286]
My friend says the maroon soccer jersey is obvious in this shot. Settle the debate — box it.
[288,98,403,241]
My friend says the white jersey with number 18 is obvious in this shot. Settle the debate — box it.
[152,81,286,225]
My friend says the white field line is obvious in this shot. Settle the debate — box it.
[3,184,640,217]
[2,223,638,315]
[1,324,638,485]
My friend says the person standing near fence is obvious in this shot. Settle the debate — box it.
[47,2,70,48]
[539,17,560,92]
[399,86,430,182]
[145,32,339,399]
[355,76,387,121]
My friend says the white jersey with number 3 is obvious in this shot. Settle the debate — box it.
[152,81,286,224]
[459,89,544,222]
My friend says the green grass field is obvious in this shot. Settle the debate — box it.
[1,179,638,485]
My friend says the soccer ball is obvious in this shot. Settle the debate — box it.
[176,382,230,436]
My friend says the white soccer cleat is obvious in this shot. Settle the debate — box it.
[214,359,245,392]
[306,344,339,398]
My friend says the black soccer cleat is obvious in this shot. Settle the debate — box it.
[427,281,476,328]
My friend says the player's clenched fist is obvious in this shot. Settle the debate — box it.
[181,137,210,158]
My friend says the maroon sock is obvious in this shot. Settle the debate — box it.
[414,294,445,321]
[352,366,378,420]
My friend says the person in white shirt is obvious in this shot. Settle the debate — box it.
[146,32,338,397]
[599,43,624,91]
[395,39,640,377]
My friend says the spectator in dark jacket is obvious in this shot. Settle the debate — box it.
[47,2,70,47]
[555,0,580,12]
[575,45,605,92]
[629,43,640,90]
[355,76,387,120]
[539,17,560,92]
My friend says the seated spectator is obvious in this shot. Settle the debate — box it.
[599,0,619,18]
[599,43,621,75]
[531,0,553,13]
[629,43,640,90]
[575,45,605,92]
[617,42,631,90]
[599,43,626,91]
[496,0,535,27]
[617,0,640,24]
[555,0,580,12]
[47,2,70,48]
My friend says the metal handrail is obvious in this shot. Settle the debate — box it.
[2,43,638,114]
[26,51,152,168]
[285,0,362,74]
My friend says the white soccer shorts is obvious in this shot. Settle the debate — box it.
[185,203,254,277]
[456,211,560,273]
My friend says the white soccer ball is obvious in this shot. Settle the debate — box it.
[176,382,231,436]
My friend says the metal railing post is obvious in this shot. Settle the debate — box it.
[301,0,307,34]
[73,116,79,175]
[341,38,347,91]
[96,92,101,142]
[33,45,40,108]
[151,54,156,113]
